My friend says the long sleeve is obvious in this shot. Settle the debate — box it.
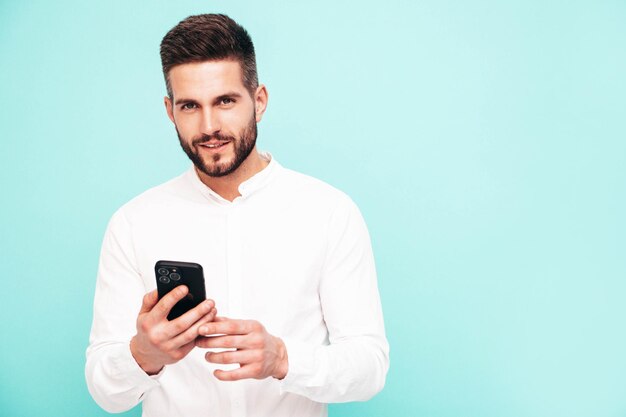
[85,210,159,413]
[85,162,389,416]
[279,197,389,402]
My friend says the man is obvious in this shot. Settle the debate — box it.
[86,14,388,417]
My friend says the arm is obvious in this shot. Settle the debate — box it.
[279,197,389,402]
[86,211,155,413]
[195,197,389,402]
[85,211,216,412]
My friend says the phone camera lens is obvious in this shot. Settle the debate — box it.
[159,275,170,284]
[158,268,169,276]
[170,273,181,281]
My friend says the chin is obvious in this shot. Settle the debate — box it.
[199,161,238,178]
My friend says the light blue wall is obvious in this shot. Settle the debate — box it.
[1,1,625,416]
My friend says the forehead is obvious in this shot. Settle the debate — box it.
[168,60,246,99]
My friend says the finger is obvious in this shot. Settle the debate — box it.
[195,308,218,330]
[139,290,159,314]
[205,349,261,365]
[195,334,246,349]
[198,319,259,336]
[170,299,215,332]
[214,364,260,381]
[151,285,189,321]
[198,307,218,325]
[168,308,218,349]
[165,299,215,339]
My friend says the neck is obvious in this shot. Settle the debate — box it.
[195,148,268,201]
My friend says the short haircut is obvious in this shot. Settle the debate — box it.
[160,14,258,98]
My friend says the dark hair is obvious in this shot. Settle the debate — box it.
[160,14,258,98]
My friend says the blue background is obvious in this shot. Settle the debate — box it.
[1,1,625,416]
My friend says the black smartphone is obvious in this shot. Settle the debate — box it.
[155,260,206,321]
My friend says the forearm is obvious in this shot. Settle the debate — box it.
[279,196,389,402]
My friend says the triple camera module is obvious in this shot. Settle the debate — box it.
[157,267,181,284]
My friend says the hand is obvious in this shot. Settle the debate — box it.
[130,286,217,375]
[195,317,288,381]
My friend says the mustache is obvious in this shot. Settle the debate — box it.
[191,133,235,146]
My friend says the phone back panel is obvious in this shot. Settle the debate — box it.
[155,260,206,321]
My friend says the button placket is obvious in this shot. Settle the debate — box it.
[225,202,246,417]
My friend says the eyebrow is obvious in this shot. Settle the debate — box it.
[212,92,243,105]
[174,98,198,106]
[174,92,243,106]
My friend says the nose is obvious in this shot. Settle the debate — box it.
[199,108,221,136]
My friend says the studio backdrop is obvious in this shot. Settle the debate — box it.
[1,1,625,416]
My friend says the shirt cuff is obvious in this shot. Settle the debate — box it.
[110,343,164,390]
[278,337,324,394]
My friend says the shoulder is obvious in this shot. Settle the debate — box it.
[276,166,353,205]
[271,165,363,222]
[110,170,198,225]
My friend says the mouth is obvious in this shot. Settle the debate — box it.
[197,140,231,152]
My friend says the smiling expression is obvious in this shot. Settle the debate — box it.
[165,60,267,178]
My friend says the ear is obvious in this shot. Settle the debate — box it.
[254,85,268,123]
[164,96,175,124]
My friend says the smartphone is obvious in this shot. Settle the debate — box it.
[155,260,206,321]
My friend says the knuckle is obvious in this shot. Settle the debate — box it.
[172,320,187,333]
[139,320,151,333]
[158,300,171,312]
[155,305,168,317]
[250,362,263,375]
[147,333,160,345]
[148,328,167,345]
[195,337,207,348]
[250,334,264,349]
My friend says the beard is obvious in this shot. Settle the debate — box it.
[176,114,258,178]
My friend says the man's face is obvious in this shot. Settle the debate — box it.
[165,60,267,177]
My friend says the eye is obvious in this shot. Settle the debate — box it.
[220,97,235,106]
[181,102,198,111]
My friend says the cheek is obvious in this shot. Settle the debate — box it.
[223,110,251,128]
[174,114,199,137]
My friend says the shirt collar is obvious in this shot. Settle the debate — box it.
[185,151,279,204]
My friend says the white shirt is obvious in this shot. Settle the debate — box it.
[85,154,389,417]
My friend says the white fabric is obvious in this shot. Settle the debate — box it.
[85,154,389,417]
